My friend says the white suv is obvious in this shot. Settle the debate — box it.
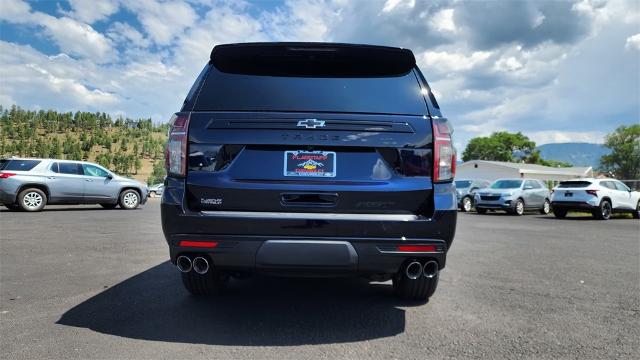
[551,178,640,220]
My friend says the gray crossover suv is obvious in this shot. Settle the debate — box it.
[474,178,551,215]
[455,179,490,212]
[0,158,148,211]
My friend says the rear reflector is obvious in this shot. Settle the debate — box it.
[178,241,218,248]
[0,172,17,179]
[396,245,437,252]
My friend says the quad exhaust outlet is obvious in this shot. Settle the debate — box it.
[176,255,192,273]
[176,255,210,274]
[193,257,210,274]
[422,260,439,279]
[405,261,423,279]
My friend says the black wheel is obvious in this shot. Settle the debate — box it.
[513,198,525,216]
[181,269,228,295]
[460,196,473,212]
[540,199,551,215]
[100,203,118,209]
[632,201,639,219]
[592,200,611,220]
[476,207,487,214]
[4,204,22,211]
[393,267,439,302]
[553,208,568,219]
[119,189,140,210]
[17,188,47,212]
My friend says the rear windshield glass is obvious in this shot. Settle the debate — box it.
[194,66,427,115]
[491,180,522,189]
[455,180,472,188]
[558,181,592,188]
[0,159,40,171]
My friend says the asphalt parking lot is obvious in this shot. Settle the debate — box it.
[1,199,638,359]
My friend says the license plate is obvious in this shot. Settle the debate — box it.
[565,192,573,197]
[284,150,336,177]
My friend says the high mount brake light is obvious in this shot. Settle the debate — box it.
[165,113,190,177]
[0,172,17,179]
[433,117,456,182]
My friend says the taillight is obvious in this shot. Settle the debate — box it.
[165,113,190,177]
[0,172,16,179]
[433,117,456,182]
[586,189,598,196]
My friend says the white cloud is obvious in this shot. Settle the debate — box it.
[123,0,197,45]
[64,0,119,24]
[107,22,150,48]
[0,0,30,22]
[420,50,492,74]
[32,14,115,62]
[429,8,456,33]
[625,33,640,50]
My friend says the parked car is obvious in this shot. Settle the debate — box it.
[148,183,164,196]
[475,178,551,215]
[0,158,148,211]
[455,179,490,212]
[161,42,457,301]
[551,178,640,220]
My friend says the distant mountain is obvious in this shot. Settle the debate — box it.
[536,142,609,168]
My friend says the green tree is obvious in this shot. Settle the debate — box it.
[462,132,537,162]
[600,124,640,179]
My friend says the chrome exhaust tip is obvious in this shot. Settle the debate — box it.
[405,261,423,280]
[423,260,439,279]
[176,255,192,273]
[192,256,210,274]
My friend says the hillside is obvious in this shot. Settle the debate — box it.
[536,142,609,168]
[0,105,168,184]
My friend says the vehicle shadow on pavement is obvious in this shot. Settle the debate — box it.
[57,261,410,346]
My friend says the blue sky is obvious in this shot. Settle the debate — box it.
[0,0,638,149]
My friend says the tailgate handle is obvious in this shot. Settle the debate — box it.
[281,193,338,207]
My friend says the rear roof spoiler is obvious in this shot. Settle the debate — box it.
[209,42,416,77]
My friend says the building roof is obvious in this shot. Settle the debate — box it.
[459,160,592,176]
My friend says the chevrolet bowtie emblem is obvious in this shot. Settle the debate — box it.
[297,119,326,129]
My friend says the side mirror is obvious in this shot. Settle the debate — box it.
[470,187,478,192]
[107,173,113,179]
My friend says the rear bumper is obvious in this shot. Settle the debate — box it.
[166,234,447,276]
[161,180,456,275]
[0,189,16,204]
[551,201,596,211]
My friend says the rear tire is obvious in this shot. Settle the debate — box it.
[17,188,47,212]
[476,207,487,214]
[633,201,639,219]
[100,203,117,209]
[553,208,567,219]
[119,189,140,210]
[393,267,439,301]
[540,199,551,215]
[592,200,612,220]
[181,269,228,295]
[460,196,473,212]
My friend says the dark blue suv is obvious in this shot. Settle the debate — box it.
[161,43,457,301]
